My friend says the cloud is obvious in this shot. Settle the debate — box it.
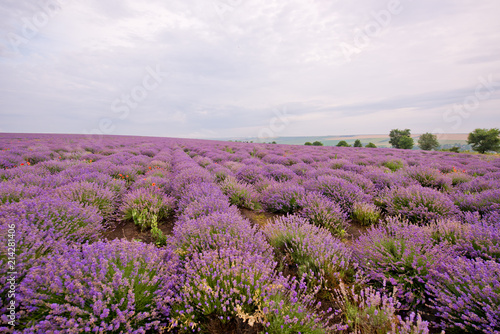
[1,0,500,139]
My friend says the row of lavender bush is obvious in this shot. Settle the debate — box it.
[0,133,499,333]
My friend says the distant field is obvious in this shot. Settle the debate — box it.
[239,133,470,148]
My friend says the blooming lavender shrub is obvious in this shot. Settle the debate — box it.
[178,196,233,221]
[171,167,214,194]
[334,281,430,334]
[0,181,42,205]
[260,181,306,214]
[454,188,500,215]
[0,198,103,325]
[264,164,297,182]
[235,164,265,184]
[425,217,500,261]
[172,210,272,260]
[20,239,180,333]
[170,246,276,331]
[298,191,348,236]
[120,188,175,230]
[458,176,500,193]
[175,182,225,212]
[351,201,382,226]
[353,218,456,307]
[172,248,339,333]
[403,166,452,192]
[263,215,353,289]
[427,257,500,333]
[307,175,371,213]
[260,274,346,333]
[383,185,458,223]
[130,175,171,193]
[55,181,116,219]
[219,176,261,210]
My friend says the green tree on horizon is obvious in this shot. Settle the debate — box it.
[467,128,500,153]
[336,140,351,147]
[418,132,440,151]
[389,129,414,149]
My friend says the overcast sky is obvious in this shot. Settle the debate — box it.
[1,0,499,140]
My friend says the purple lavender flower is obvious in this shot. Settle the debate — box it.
[264,164,297,182]
[383,185,459,223]
[260,181,306,214]
[427,257,500,333]
[403,166,452,192]
[353,217,457,307]
[0,197,103,323]
[425,217,500,261]
[19,239,180,332]
[172,210,272,259]
[0,180,42,205]
[235,164,265,184]
[55,181,117,219]
[297,191,348,236]
[306,175,371,213]
[263,214,353,287]
[454,188,500,215]
[219,176,261,210]
[120,187,176,230]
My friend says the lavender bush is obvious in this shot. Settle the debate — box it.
[352,201,382,226]
[298,191,348,236]
[353,218,456,306]
[403,166,452,192]
[307,175,371,213]
[334,281,430,334]
[218,176,261,210]
[260,181,306,214]
[19,239,180,332]
[172,210,272,260]
[454,188,500,215]
[120,188,175,230]
[383,185,458,223]
[55,181,116,219]
[263,215,353,288]
[427,257,500,333]
[425,217,500,261]
[0,198,103,326]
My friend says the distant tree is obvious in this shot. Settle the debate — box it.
[271,141,277,144]
[336,140,351,147]
[467,128,500,153]
[389,129,414,149]
[304,142,312,146]
[365,142,377,148]
[418,133,440,151]
[353,139,362,147]
[312,141,324,146]
[398,136,414,150]
[449,146,460,153]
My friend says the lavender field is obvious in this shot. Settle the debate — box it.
[1,133,499,333]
